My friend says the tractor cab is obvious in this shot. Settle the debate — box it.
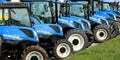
[30,1,54,24]
[60,2,88,19]
[0,3,31,27]
[89,0,119,39]
[0,2,39,43]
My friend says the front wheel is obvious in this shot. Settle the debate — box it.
[21,45,48,60]
[52,40,72,59]
[65,29,88,52]
[93,25,110,42]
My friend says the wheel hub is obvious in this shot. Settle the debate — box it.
[60,47,66,53]
[26,51,44,60]
[31,56,39,60]
[99,32,104,37]
[72,39,79,45]
[68,33,85,52]
[96,29,108,41]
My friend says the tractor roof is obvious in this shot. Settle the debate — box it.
[59,2,87,5]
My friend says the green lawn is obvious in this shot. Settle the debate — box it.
[65,35,120,60]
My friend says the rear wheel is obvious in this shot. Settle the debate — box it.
[93,25,110,42]
[52,40,72,59]
[65,29,88,52]
[21,45,48,60]
[108,20,119,38]
[116,21,120,34]
[116,18,120,34]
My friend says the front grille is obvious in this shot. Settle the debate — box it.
[74,21,82,28]
[49,25,61,33]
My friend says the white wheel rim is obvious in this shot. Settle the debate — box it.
[56,43,71,58]
[96,29,108,41]
[26,51,44,60]
[68,34,85,52]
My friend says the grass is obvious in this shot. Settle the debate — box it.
[65,35,120,60]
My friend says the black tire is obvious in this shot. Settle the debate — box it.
[52,40,73,59]
[21,45,48,60]
[116,21,120,34]
[93,25,110,42]
[65,29,88,52]
[108,20,119,38]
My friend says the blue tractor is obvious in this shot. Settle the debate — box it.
[92,0,119,38]
[19,0,92,53]
[0,2,48,60]
[61,1,111,43]
[59,2,94,44]
[78,0,118,39]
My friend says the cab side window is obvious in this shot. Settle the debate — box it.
[0,9,9,25]
[0,9,3,25]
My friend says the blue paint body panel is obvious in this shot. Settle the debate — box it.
[0,26,39,42]
[31,16,64,38]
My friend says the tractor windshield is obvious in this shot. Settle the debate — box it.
[94,1,100,11]
[0,8,31,27]
[10,8,31,27]
[60,3,88,18]
[102,3,114,10]
[118,2,120,10]
[94,1,117,11]
[31,2,52,24]
[70,4,87,18]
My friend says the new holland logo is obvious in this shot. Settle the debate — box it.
[37,30,52,35]
[3,34,23,40]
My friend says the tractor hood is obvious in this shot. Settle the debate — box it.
[90,15,109,27]
[58,17,85,32]
[0,26,39,42]
[32,24,63,38]
[69,16,91,30]
[30,16,63,37]
[95,11,115,21]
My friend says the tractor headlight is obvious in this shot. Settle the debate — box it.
[73,21,82,29]
[33,31,39,41]
[101,20,107,26]
[113,15,117,20]
[108,14,116,20]
[49,25,61,33]
[82,21,90,30]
